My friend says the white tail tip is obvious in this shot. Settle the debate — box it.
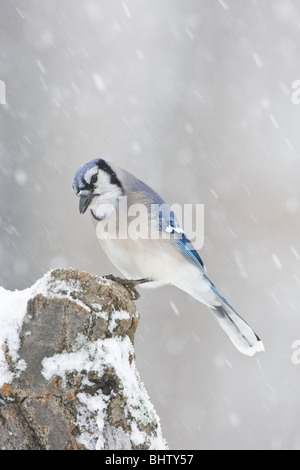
[242,340,265,357]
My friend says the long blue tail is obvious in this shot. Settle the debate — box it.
[210,285,264,356]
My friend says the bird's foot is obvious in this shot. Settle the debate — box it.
[103,275,151,301]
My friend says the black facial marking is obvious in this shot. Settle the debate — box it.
[97,160,123,191]
[91,208,106,221]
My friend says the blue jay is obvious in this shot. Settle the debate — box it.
[72,158,264,357]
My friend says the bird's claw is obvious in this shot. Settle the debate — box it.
[103,275,151,301]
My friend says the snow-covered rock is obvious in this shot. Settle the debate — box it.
[0,268,167,450]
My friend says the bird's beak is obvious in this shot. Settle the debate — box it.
[79,192,93,214]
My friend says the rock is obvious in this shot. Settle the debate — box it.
[0,268,167,450]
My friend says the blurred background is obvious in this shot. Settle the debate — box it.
[1,0,300,450]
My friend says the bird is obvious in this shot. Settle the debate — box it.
[72,158,264,357]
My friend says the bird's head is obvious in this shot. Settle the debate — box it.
[72,158,124,220]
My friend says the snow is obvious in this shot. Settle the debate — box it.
[75,391,108,450]
[253,53,263,69]
[92,73,106,94]
[291,246,300,260]
[286,197,299,213]
[272,253,282,270]
[233,250,248,279]
[36,59,46,74]
[185,27,194,40]
[15,7,24,18]
[108,310,131,333]
[135,49,145,61]
[170,301,180,317]
[131,422,147,446]
[0,286,30,386]
[84,1,102,22]
[210,189,219,199]
[284,137,294,152]
[14,169,28,186]
[41,335,167,450]
[184,122,194,134]
[122,2,132,19]
[0,270,97,387]
[228,411,240,428]
[217,0,229,10]
[270,113,279,130]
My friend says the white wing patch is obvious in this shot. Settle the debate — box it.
[165,225,184,234]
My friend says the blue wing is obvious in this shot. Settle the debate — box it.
[158,210,205,271]
[176,232,205,270]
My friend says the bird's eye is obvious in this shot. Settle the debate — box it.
[91,174,98,184]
